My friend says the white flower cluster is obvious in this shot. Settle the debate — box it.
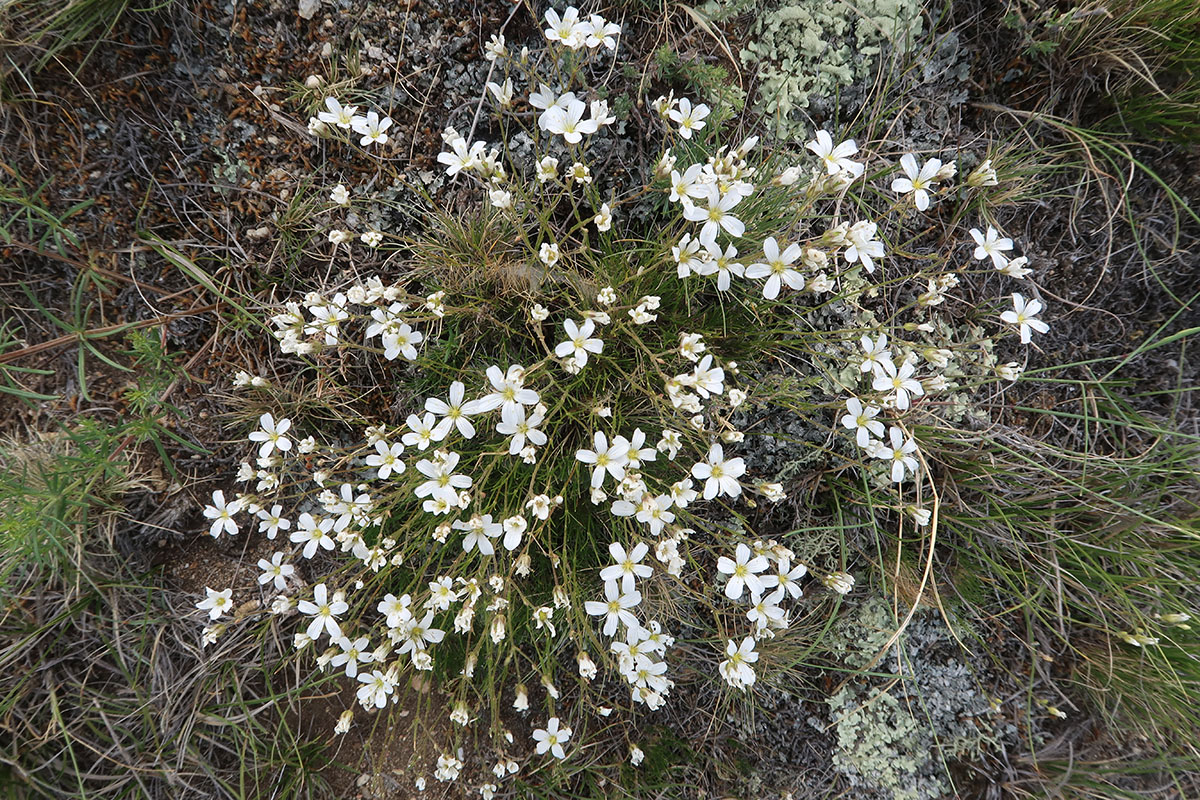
[309,97,393,147]
[194,5,1062,786]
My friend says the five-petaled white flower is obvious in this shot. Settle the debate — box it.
[716,543,769,600]
[533,716,573,759]
[719,636,759,689]
[352,111,392,147]
[297,583,348,641]
[684,184,746,246]
[873,426,920,483]
[970,226,1013,268]
[576,431,631,488]
[544,7,586,48]
[317,97,357,129]
[290,512,336,558]
[248,412,293,458]
[691,443,746,499]
[584,580,642,636]
[1000,292,1049,343]
[891,153,943,211]
[841,397,886,447]
[555,318,604,367]
[365,440,406,479]
[203,489,241,537]
[426,380,487,439]
[496,403,548,455]
[600,541,653,592]
[806,130,865,177]
[872,358,925,411]
[196,586,233,620]
[257,552,294,591]
[668,97,710,139]
[746,236,804,299]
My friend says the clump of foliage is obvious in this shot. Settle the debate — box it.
[188,4,1075,793]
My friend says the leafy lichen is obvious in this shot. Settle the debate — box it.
[701,0,925,141]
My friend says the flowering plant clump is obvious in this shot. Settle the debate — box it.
[196,5,1050,788]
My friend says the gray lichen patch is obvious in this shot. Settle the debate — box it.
[821,595,1011,799]
[700,0,925,142]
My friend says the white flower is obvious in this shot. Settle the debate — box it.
[859,333,893,378]
[996,362,1022,381]
[290,512,335,558]
[331,636,374,678]
[890,153,942,211]
[544,6,587,48]
[585,14,621,49]
[716,543,769,600]
[455,514,502,556]
[317,97,358,129]
[484,33,508,61]
[360,230,383,248]
[488,188,512,209]
[536,155,559,183]
[555,318,604,367]
[501,515,527,551]
[806,130,865,177]
[599,541,653,592]
[495,402,547,454]
[480,364,540,414]
[402,411,445,451]
[672,232,705,278]
[668,97,710,139]
[594,203,613,232]
[690,443,745,500]
[297,583,349,641]
[532,716,572,759]
[365,440,406,479]
[844,221,885,272]
[746,236,804,299]
[872,358,924,411]
[486,77,514,107]
[683,184,745,246]
[426,380,488,439]
[668,163,709,204]
[352,111,392,147]
[1000,293,1049,344]
[822,571,855,594]
[203,489,241,537]
[256,552,294,591]
[330,184,351,207]
[438,137,484,176]
[969,226,1013,268]
[873,426,920,483]
[999,255,1033,278]
[539,242,560,267]
[967,159,998,187]
[256,504,290,539]
[841,397,885,447]
[584,580,642,636]
[719,636,759,689]
[542,98,600,144]
[576,431,630,488]
[196,586,233,620]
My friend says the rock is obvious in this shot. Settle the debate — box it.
[297,0,320,21]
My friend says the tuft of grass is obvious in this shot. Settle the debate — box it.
[0,0,173,79]
[1003,0,1200,141]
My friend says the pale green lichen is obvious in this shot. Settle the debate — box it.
[701,0,924,142]
[825,596,1003,800]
